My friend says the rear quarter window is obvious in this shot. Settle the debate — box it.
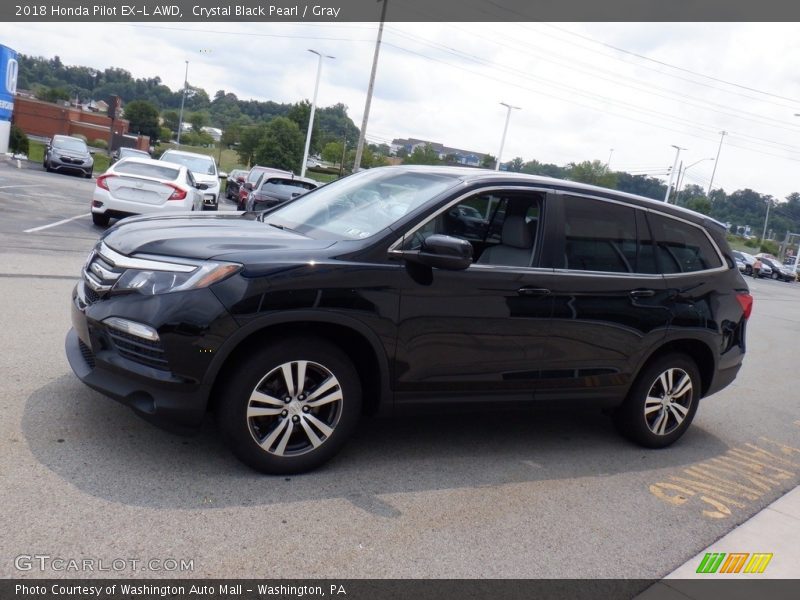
[647,213,723,273]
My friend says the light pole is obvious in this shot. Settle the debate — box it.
[606,148,614,170]
[675,157,714,204]
[706,130,727,197]
[353,0,388,172]
[495,102,520,171]
[301,49,335,178]
[664,144,686,202]
[176,60,189,145]
[762,198,772,241]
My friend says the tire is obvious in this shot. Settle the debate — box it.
[614,353,700,449]
[91,213,110,227]
[44,160,52,173]
[772,272,779,280]
[84,170,92,179]
[202,204,218,211]
[217,337,362,474]
[745,265,752,276]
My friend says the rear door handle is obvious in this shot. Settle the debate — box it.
[518,287,550,297]
[629,289,656,298]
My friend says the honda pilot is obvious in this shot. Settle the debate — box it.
[66,166,752,474]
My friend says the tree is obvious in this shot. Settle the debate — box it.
[237,122,269,166]
[481,154,496,168]
[123,99,160,140]
[322,141,343,164]
[404,144,440,165]
[188,111,209,133]
[566,160,617,188]
[521,159,566,179]
[508,157,524,172]
[684,197,711,215]
[161,110,180,132]
[253,117,304,172]
[9,124,29,155]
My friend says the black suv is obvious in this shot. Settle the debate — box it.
[66,166,752,474]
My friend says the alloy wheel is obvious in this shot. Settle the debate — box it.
[246,360,343,457]
[643,367,693,436]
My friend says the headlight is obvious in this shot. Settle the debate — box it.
[113,260,241,295]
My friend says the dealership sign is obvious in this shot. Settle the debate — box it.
[0,45,18,121]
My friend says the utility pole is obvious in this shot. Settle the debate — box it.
[301,49,335,178]
[706,130,727,197]
[762,198,772,241]
[353,0,388,172]
[606,148,614,170]
[495,102,520,171]
[176,60,189,145]
[339,135,347,178]
[664,145,685,202]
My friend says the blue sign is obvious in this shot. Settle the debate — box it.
[0,45,18,121]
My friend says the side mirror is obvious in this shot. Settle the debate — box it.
[89,149,96,155]
[195,183,209,190]
[400,234,472,271]
[219,171,228,179]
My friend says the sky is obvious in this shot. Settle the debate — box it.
[3,15,800,201]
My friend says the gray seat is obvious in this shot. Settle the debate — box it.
[477,215,533,266]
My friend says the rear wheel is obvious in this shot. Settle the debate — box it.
[91,213,110,226]
[745,265,752,275]
[217,338,362,474]
[614,353,700,448]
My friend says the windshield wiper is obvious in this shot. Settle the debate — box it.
[267,222,303,235]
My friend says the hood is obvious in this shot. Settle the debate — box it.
[101,213,335,260]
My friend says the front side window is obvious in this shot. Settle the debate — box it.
[648,213,723,273]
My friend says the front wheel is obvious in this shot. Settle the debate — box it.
[614,353,700,448]
[217,338,362,474]
[91,213,110,226]
[772,272,779,280]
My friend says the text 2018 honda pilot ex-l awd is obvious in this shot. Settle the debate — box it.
[66,166,752,474]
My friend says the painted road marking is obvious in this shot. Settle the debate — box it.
[24,214,90,233]
[650,438,800,519]
[0,184,49,189]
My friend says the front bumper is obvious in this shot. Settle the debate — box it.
[66,280,238,429]
[50,156,93,175]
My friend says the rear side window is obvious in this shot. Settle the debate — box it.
[561,196,640,273]
[648,213,723,273]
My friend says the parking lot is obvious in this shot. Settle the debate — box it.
[0,159,798,580]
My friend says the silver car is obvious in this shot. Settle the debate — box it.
[44,135,94,178]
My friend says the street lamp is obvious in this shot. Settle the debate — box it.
[301,49,335,178]
[176,60,189,145]
[675,157,714,205]
[664,144,686,202]
[495,102,520,171]
[606,148,614,169]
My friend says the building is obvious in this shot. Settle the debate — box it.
[12,95,149,152]
[391,137,487,166]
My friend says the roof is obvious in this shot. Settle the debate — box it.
[159,149,216,160]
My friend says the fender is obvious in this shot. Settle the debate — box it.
[201,309,394,407]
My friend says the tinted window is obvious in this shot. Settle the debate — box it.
[53,137,87,152]
[262,178,317,192]
[648,213,723,273]
[561,196,640,273]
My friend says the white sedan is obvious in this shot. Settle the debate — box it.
[90,157,206,226]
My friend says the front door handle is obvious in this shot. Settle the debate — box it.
[630,289,656,298]
[518,287,551,297]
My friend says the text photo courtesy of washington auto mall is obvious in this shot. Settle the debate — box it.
[1,1,800,599]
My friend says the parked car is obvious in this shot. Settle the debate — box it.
[159,149,223,210]
[111,147,150,164]
[43,134,94,178]
[66,166,751,474]
[238,165,294,210]
[735,250,772,278]
[756,254,795,281]
[90,157,207,226]
[225,169,248,201]
[245,175,318,211]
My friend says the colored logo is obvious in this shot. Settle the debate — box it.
[696,552,773,574]
[5,58,17,95]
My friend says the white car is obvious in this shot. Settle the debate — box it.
[91,157,206,226]
[158,149,222,210]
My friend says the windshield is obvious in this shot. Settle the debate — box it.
[119,148,149,159]
[261,178,316,192]
[53,137,87,152]
[160,152,216,175]
[266,169,460,240]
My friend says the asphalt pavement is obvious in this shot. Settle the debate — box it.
[0,158,798,583]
